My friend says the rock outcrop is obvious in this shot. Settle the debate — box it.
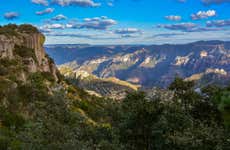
[0,35,22,59]
[0,24,59,81]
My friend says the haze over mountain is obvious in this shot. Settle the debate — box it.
[46,41,230,88]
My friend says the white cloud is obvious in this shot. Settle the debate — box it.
[32,0,49,6]
[114,28,142,34]
[36,8,54,15]
[191,10,216,20]
[52,0,101,7]
[165,15,182,21]
[40,16,116,32]
[51,14,67,21]
[68,16,117,30]
[4,12,19,20]
[41,23,65,30]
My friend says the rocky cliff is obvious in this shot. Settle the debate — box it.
[0,24,59,81]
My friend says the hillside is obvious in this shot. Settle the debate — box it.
[0,24,230,149]
[46,41,230,88]
[59,65,140,99]
[0,24,123,149]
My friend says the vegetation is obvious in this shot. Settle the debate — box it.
[1,67,229,149]
[0,24,39,37]
[0,56,230,150]
[0,58,26,83]
[14,45,37,62]
[117,79,230,150]
[0,24,18,36]
[17,24,39,34]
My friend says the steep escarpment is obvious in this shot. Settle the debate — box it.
[0,24,59,81]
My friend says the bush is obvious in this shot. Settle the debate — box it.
[0,77,14,97]
[0,59,18,67]
[0,24,18,36]
[41,72,55,82]
[18,24,39,34]
[14,45,37,62]
[0,65,9,76]
[28,72,46,88]
[0,108,25,130]
[0,24,40,37]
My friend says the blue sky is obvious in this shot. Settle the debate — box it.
[0,0,230,44]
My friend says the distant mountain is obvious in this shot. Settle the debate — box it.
[46,41,230,88]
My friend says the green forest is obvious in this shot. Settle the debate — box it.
[0,68,230,149]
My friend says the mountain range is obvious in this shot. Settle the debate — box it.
[46,41,230,88]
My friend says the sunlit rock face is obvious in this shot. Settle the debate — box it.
[206,68,227,76]
[23,33,46,66]
[46,40,230,88]
[200,51,208,58]
[186,68,228,81]
[0,35,23,59]
[174,53,193,66]
[139,55,166,68]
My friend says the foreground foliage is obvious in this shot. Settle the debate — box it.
[0,57,229,150]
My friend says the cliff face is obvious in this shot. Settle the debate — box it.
[0,24,59,81]
[0,35,22,59]
[23,33,46,65]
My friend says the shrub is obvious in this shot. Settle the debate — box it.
[27,72,56,91]
[28,72,46,88]
[0,24,40,37]
[0,59,18,67]
[0,108,25,130]
[41,72,55,82]
[14,45,37,62]
[0,77,14,97]
[0,65,8,76]
[0,24,18,36]
[18,24,39,34]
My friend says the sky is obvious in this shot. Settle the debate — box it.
[0,0,230,45]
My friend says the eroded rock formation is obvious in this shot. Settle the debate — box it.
[0,24,59,81]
